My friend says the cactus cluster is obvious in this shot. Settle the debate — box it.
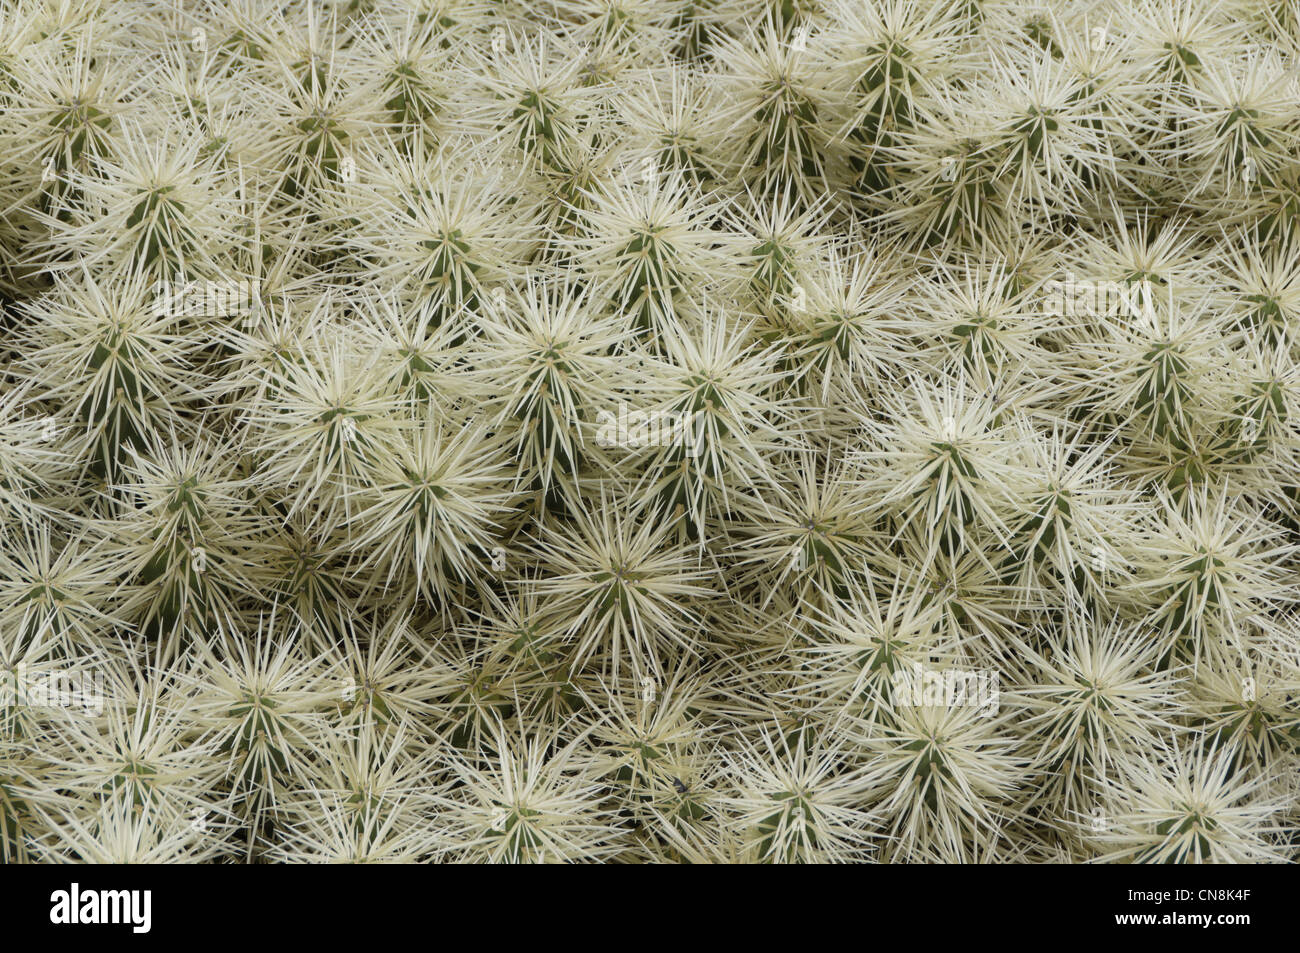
[1,0,1299,863]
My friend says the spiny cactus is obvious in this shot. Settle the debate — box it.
[0,0,1298,866]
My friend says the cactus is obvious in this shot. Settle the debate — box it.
[0,0,1297,866]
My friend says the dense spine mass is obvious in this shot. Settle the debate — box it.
[0,0,1298,863]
